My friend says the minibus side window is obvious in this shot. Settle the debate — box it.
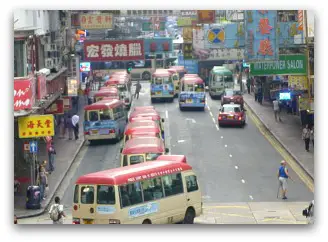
[73,185,79,203]
[81,186,94,204]
[130,155,144,165]
[162,173,184,196]
[145,153,162,161]
[185,175,199,192]
[100,109,111,120]
[89,111,99,121]
[97,185,115,205]
[141,177,164,202]
[119,182,142,208]
[123,155,128,167]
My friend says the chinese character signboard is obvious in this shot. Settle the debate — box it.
[250,55,307,76]
[178,10,198,26]
[83,40,145,62]
[298,10,303,31]
[62,97,72,110]
[144,38,173,54]
[288,75,308,90]
[18,114,55,138]
[142,17,166,31]
[203,23,245,49]
[67,78,78,96]
[183,43,193,60]
[14,77,34,111]
[197,10,216,24]
[183,27,193,43]
[208,49,245,60]
[45,99,64,115]
[37,74,47,100]
[244,10,279,61]
[80,14,113,29]
[278,22,304,47]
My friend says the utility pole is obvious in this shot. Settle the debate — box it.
[304,10,311,99]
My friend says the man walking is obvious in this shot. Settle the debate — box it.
[48,141,56,173]
[277,160,293,200]
[302,124,311,152]
[49,196,66,224]
[134,80,142,99]
[273,99,281,122]
[72,114,80,140]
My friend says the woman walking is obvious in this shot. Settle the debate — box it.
[302,124,311,152]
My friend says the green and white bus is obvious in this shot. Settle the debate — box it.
[208,67,234,99]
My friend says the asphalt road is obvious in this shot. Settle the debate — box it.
[58,82,313,212]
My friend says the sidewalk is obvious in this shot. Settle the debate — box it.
[195,202,309,224]
[243,93,314,179]
[14,97,86,219]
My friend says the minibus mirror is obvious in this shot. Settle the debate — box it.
[161,118,164,123]
[120,148,123,153]
[165,148,169,153]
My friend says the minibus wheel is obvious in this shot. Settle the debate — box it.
[142,219,151,224]
[183,208,195,224]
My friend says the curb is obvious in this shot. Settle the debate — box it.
[17,139,86,219]
[244,100,314,181]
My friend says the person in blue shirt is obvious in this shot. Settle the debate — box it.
[277,160,293,199]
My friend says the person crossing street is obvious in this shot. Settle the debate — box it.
[134,80,142,99]
[277,160,293,200]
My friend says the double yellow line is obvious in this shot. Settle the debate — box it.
[245,103,314,193]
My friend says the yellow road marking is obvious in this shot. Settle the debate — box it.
[203,205,249,209]
[245,103,314,192]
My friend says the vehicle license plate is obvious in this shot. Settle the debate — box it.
[99,129,109,135]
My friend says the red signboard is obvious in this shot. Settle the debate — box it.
[197,10,216,24]
[37,74,47,100]
[14,78,33,111]
[45,99,64,114]
[83,40,145,62]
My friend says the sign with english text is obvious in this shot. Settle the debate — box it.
[83,40,145,62]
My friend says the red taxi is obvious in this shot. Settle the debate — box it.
[218,104,246,127]
[221,89,244,108]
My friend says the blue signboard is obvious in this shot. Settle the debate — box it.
[29,141,38,153]
[203,23,245,49]
[178,55,199,74]
[96,205,116,215]
[278,22,304,47]
[144,38,173,54]
[244,10,279,61]
[128,202,159,218]
[179,92,206,108]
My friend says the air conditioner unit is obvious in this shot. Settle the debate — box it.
[38,68,51,76]
[45,58,54,69]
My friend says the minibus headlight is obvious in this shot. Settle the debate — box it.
[72,218,80,224]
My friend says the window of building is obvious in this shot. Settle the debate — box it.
[162,173,184,196]
[81,186,94,204]
[97,185,115,205]
[185,175,199,192]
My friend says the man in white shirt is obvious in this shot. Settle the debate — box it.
[49,196,66,224]
[72,114,80,140]
[273,99,281,122]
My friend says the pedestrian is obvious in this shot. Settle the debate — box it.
[48,142,56,173]
[14,215,18,224]
[134,80,142,99]
[254,84,258,101]
[292,96,297,115]
[246,78,251,94]
[273,99,281,122]
[38,162,48,200]
[277,160,293,200]
[49,196,66,224]
[66,114,73,140]
[302,124,311,152]
[59,115,66,139]
[84,86,90,104]
[311,126,314,148]
[72,114,80,140]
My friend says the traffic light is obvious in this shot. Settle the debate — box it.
[127,62,133,74]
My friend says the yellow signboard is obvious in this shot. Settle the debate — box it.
[288,75,308,90]
[67,78,78,96]
[183,27,193,43]
[18,115,55,138]
[80,14,113,29]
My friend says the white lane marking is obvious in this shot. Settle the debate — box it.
[212,117,216,123]
[206,105,210,111]
[225,144,228,147]
[229,154,232,158]
[215,124,219,131]
[165,110,168,119]
[202,195,211,199]
[221,136,223,139]
[235,166,239,170]
[209,111,213,117]
[186,118,196,124]
[178,140,186,143]
[249,195,254,200]
[241,179,246,184]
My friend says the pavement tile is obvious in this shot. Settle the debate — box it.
[248,202,289,212]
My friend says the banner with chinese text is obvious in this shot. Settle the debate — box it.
[178,10,198,26]
[18,114,55,138]
[83,40,145,62]
[183,27,193,43]
[14,77,34,111]
[288,75,308,90]
[80,14,113,29]
[197,10,216,24]
[183,43,193,60]
[244,10,278,61]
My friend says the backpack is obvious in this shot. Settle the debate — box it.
[50,205,60,221]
